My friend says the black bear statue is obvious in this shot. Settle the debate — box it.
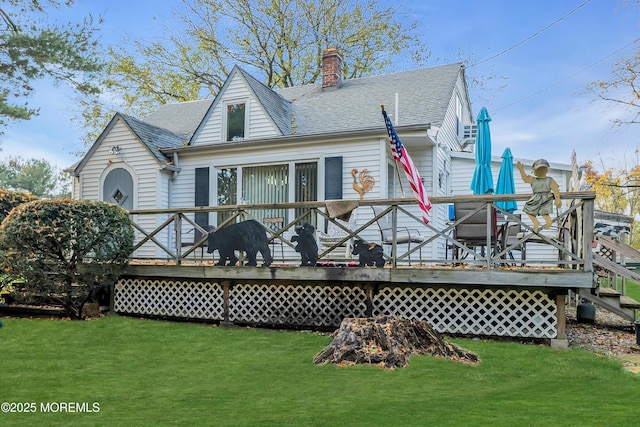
[207,219,272,267]
[352,239,385,268]
[291,223,318,266]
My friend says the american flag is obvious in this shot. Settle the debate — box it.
[382,108,431,224]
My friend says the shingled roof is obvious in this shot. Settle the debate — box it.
[75,61,464,174]
[275,62,464,136]
[144,99,214,136]
[119,114,190,163]
[236,67,292,135]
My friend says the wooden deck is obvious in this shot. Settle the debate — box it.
[124,263,593,290]
[115,193,596,342]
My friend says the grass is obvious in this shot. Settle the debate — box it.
[622,278,640,303]
[1,316,639,426]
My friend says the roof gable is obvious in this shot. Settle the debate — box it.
[190,65,292,143]
[73,113,189,175]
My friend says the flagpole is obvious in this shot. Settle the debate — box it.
[381,105,406,197]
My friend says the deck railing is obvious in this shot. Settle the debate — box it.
[126,192,595,272]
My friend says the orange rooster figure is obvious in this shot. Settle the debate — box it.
[351,168,375,200]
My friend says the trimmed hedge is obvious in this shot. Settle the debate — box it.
[0,188,38,223]
[0,199,134,318]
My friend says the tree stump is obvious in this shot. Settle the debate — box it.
[314,316,479,369]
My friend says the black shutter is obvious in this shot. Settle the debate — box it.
[324,156,342,200]
[195,168,210,207]
[194,168,210,233]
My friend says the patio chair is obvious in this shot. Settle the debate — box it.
[318,215,355,260]
[181,224,213,259]
[263,216,285,263]
[499,213,526,265]
[452,202,498,261]
[371,206,425,265]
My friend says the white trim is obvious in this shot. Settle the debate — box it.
[99,162,138,209]
[222,99,249,142]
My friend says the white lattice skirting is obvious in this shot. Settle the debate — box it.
[115,279,224,320]
[114,278,557,338]
[230,283,367,327]
[374,287,557,338]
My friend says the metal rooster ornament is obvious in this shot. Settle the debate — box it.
[351,168,375,200]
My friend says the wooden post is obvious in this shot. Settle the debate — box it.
[109,282,115,314]
[582,197,594,274]
[364,283,375,317]
[175,213,182,266]
[220,279,234,328]
[549,292,569,349]
[391,206,398,268]
[486,202,492,269]
[555,293,566,340]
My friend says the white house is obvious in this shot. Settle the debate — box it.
[70,48,571,261]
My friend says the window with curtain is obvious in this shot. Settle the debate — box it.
[243,164,289,222]
[215,162,318,225]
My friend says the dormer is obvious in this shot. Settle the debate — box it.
[189,66,292,145]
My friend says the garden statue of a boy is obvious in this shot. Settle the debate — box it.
[516,159,561,233]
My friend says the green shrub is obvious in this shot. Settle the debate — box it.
[0,189,38,294]
[0,199,134,318]
[0,188,38,223]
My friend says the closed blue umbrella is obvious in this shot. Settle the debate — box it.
[470,107,494,195]
[495,148,518,213]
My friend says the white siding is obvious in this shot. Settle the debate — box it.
[71,176,80,200]
[193,73,281,145]
[77,118,167,258]
[423,74,474,259]
[171,137,392,252]
[78,120,160,208]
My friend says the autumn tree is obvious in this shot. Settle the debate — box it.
[76,0,430,145]
[582,154,640,247]
[0,156,71,198]
[0,0,103,138]
[585,1,640,126]
[586,49,640,126]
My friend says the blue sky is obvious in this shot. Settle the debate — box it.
[1,0,638,172]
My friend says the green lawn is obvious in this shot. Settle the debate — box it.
[623,278,640,302]
[1,316,639,427]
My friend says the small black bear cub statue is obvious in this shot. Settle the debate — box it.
[352,239,385,268]
[207,219,272,267]
[291,223,318,267]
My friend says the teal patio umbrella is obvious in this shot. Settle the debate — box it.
[495,147,518,213]
[470,107,494,195]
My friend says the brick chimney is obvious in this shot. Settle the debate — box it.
[322,48,343,90]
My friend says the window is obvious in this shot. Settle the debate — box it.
[295,162,318,225]
[217,168,237,224]
[226,103,245,141]
[455,95,462,138]
[243,164,289,222]
[216,162,318,225]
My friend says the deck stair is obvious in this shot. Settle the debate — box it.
[584,236,640,322]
